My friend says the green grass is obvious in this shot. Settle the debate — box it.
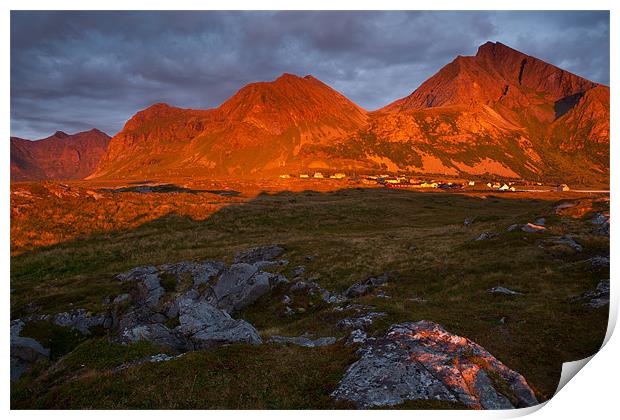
[11,187,609,408]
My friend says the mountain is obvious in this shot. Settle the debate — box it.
[89,74,368,179]
[11,129,111,181]
[323,42,609,183]
[88,42,608,184]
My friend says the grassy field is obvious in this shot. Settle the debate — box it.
[10,182,609,409]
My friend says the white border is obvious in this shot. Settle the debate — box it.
[3,2,617,419]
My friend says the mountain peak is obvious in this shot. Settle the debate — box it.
[53,130,69,139]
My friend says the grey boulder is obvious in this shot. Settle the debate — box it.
[176,298,262,349]
[332,321,539,409]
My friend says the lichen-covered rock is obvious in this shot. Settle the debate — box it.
[159,260,225,287]
[53,309,109,334]
[332,321,539,409]
[233,245,285,264]
[121,323,187,349]
[338,312,387,330]
[213,263,288,312]
[176,298,262,349]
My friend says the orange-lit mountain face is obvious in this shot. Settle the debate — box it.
[88,42,609,183]
[11,129,111,181]
[89,74,368,179]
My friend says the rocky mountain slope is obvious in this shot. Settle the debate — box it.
[11,129,111,181]
[88,42,608,183]
[324,42,609,183]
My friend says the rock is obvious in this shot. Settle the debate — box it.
[136,273,165,309]
[344,273,392,298]
[590,256,610,268]
[521,223,546,233]
[507,224,520,232]
[10,320,50,381]
[113,293,131,304]
[53,309,108,335]
[547,236,583,252]
[113,353,181,372]
[464,218,474,226]
[176,299,262,349]
[574,280,610,308]
[233,245,285,264]
[281,295,292,305]
[344,283,370,298]
[591,213,610,236]
[332,321,538,409]
[346,329,368,346]
[121,323,187,349]
[159,260,225,287]
[269,335,336,347]
[338,312,387,330]
[488,287,523,296]
[117,266,158,283]
[290,280,343,303]
[476,232,498,241]
[292,266,306,277]
[214,263,287,312]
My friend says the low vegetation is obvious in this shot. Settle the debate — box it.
[11,182,609,408]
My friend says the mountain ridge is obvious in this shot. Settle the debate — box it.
[16,41,606,184]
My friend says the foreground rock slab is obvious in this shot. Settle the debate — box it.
[332,321,538,409]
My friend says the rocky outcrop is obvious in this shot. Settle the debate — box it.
[114,246,289,350]
[10,320,50,381]
[332,321,539,409]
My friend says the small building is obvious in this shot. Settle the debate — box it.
[420,182,439,188]
[557,184,570,192]
[279,174,291,179]
[333,173,346,179]
[300,174,310,178]
[486,182,493,188]
[499,184,510,191]
[468,181,475,186]
[313,172,324,179]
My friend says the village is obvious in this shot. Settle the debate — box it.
[279,172,571,192]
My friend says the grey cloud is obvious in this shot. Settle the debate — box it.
[10,11,609,139]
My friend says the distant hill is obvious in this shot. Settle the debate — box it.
[85,41,608,184]
[11,129,111,181]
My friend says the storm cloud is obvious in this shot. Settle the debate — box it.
[10,11,610,139]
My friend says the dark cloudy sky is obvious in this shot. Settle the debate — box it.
[11,10,610,139]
